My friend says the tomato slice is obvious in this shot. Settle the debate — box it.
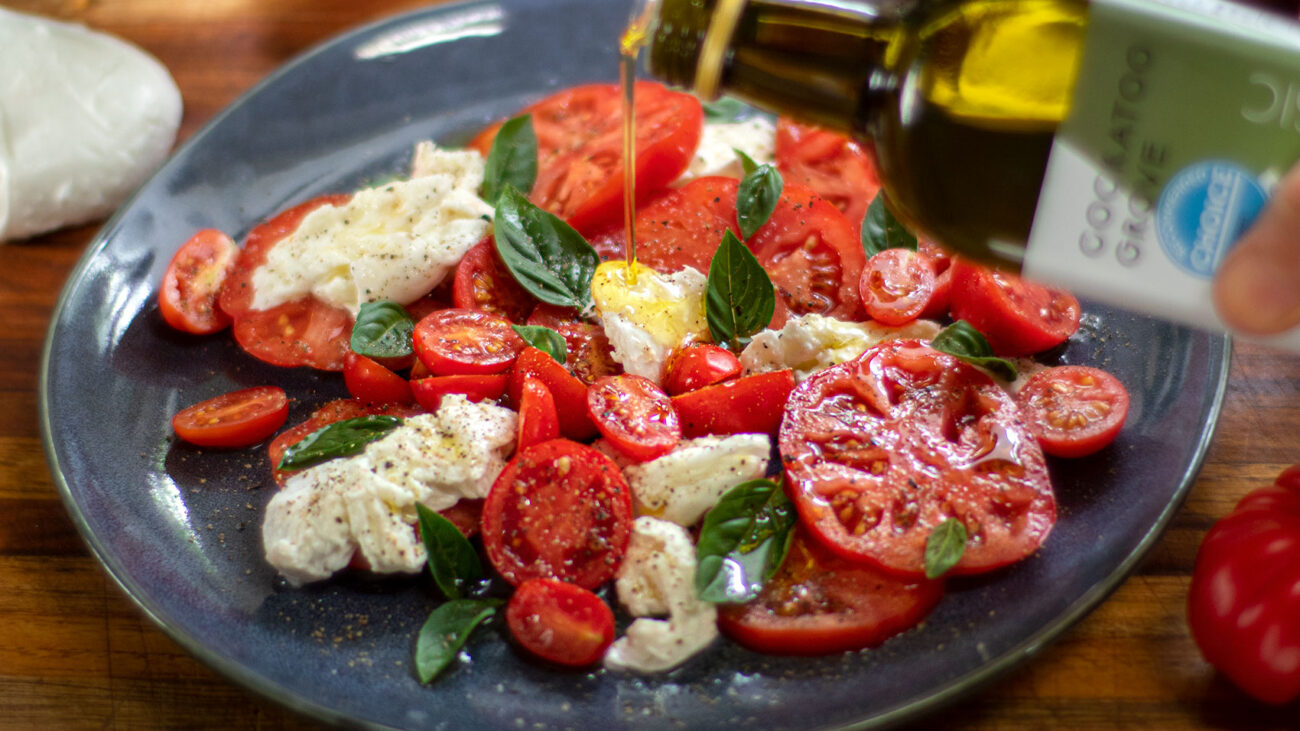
[267,398,421,485]
[918,242,956,320]
[587,176,740,275]
[517,376,560,450]
[718,530,944,656]
[159,228,239,334]
[509,347,599,441]
[525,304,621,385]
[482,439,633,589]
[774,119,882,234]
[452,237,536,323]
[780,340,1056,577]
[949,260,1081,356]
[859,248,936,326]
[663,344,742,396]
[470,82,702,234]
[410,374,509,411]
[670,370,796,439]
[343,352,415,405]
[413,308,525,376]
[439,498,485,539]
[1015,365,1130,458]
[506,578,615,667]
[172,386,289,449]
[587,374,681,462]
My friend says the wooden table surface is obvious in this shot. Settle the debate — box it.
[4,0,1300,728]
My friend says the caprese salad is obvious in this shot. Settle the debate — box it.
[161,81,1131,678]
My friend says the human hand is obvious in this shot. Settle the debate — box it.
[1213,162,1300,336]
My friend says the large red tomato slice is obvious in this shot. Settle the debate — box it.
[470,82,702,234]
[779,340,1056,578]
[587,176,740,274]
[774,119,882,234]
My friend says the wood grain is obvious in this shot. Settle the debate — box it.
[3,1,1299,729]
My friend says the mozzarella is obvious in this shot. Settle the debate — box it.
[604,517,718,673]
[591,261,710,383]
[250,144,492,315]
[0,8,181,241]
[261,395,516,586]
[624,434,771,526]
[678,117,776,182]
[740,313,942,381]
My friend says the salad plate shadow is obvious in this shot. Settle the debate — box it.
[39,0,1229,728]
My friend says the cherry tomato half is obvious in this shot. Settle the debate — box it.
[158,228,238,334]
[410,374,509,412]
[506,578,615,667]
[1015,365,1130,458]
[267,398,421,485]
[172,386,289,449]
[671,370,796,439]
[413,308,525,376]
[859,248,936,326]
[343,352,415,405]
[525,304,621,385]
[509,347,599,441]
[452,237,536,323]
[663,343,743,396]
[950,261,1081,356]
[517,376,560,450]
[587,374,681,462]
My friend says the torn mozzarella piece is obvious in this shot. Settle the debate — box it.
[624,434,771,526]
[592,261,709,383]
[740,313,942,381]
[678,117,776,182]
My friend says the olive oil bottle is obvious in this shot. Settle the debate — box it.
[641,0,1300,350]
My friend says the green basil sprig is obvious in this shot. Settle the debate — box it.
[481,115,538,206]
[511,324,567,365]
[276,415,403,470]
[931,320,1018,381]
[351,301,415,359]
[494,186,600,312]
[706,230,776,349]
[416,503,483,600]
[702,96,751,122]
[695,478,797,603]
[861,194,918,258]
[414,598,503,683]
[735,149,782,239]
[924,518,968,579]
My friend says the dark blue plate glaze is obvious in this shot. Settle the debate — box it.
[39,1,1229,728]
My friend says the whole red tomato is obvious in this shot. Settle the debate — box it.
[1188,464,1300,704]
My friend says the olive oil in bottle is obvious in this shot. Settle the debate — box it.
[640,0,1300,349]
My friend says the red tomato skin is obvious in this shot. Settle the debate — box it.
[343,352,415,405]
[774,119,882,235]
[670,370,796,439]
[1015,365,1130,458]
[949,261,1081,356]
[586,374,681,462]
[525,304,622,385]
[506,578,615,667]
[413,308,525,376]
[587,177,740,275]
[663,344,743,396]
[1188,464,1300,705]
[159,229,239,334]
[410,374,509,412]
[452,237,536,322]
[172,386,289,449]
[482,439,633,589]
[859,248,936,326]
[517,377,561,450]
[509,347,599,441]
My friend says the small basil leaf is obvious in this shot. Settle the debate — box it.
[695,478,797,603]
[735,148,759,177]
[277,415,403,470]
[414,598,502,683]
[511,324,567,365]
[735,157,783,239]
[416,503,482,600]
[482,115,538,206]
[706,230,776,349]
[702,96,751,122]
[931,320,1019,381]
[861,194,918,258]
[351,300,415,359]
[924,518,968,579]
[494,186,600,312]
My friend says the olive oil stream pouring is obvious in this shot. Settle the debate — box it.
[634,0,1300,350]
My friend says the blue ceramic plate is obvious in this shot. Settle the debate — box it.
[40,1,1229,728]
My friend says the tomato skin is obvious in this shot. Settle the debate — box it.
[413,308,525,376]
[1015,365,1129,458]
[670,370,796,439]
[949,261,1081,356]
[506,578,615,667]
[586,374,681,462]
[525,304,621,385]
[410,374,508,411]
[343,352,415,405]
[774,119,882,235]
[172,386,289,449]
[587,176,740,275]
[509,347,599,441]
[516,376,560,450]
[780,340,1055,577]
[859,248,936,326]
[1188,464,1300,705]
[452,237,536,322]
[718,530,943,656]
[663,344,743,396]
[159,229,239,334]
[482,439,633,589]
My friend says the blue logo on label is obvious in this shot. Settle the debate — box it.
[1156,161,1267,279]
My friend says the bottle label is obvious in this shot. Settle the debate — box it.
[1023,0,1300,350]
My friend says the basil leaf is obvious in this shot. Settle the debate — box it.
[702,96,751,122]
[511,324,567,365]
[931,320,1018,381]
[695,478,797,603]
[414,598,502,683]
[277,415,403,470]
[861,194,918,258]
[351,300,415,359]
[706,230,776,348]
[481,115,538,206]
[494,186,600,312]
[735,148,759,177]
[735,155,782,239]
[924,518,968,579]
[416,503,482,600]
